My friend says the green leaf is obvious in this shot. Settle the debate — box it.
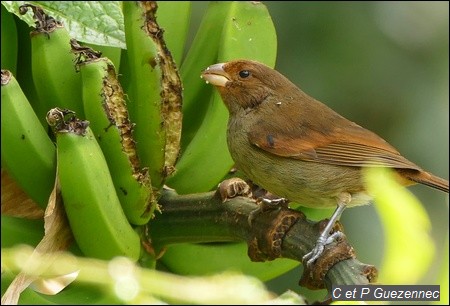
[1,1,125,48]
[1,1,35,26]
[364,167,435,284]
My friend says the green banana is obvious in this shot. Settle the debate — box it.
[1,5,18,75]
[1,69,56,209]
[22,4,84,120]
[167,91,233,194]
[157,1,191,65]
[123,1,183,189]
[168,1,277,194]
[1,215,44,248]
[179,1,233,151]
[118,48,132,95]
[74,43,156,225]
[219,2,277,66]
[13,12,44,127]
[119,1,190,108]
[47,108,140,261]
[163,1,284,280]
[123,1,163,188]
[162,243,299,281]
[84,42,122,72]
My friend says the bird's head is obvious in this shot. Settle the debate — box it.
[201,60,294,114]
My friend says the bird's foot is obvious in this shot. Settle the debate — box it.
[248,197,289,226]
[217,178,252,202]
[303,193,350,267]
[260,197,289,209]
[299,229,357,290]
[302,231,345,268]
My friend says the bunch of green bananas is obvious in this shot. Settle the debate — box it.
[1,1,298,285]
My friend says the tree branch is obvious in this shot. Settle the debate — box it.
[148,186,377,291]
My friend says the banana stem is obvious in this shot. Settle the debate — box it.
[150,188,377,290]
[153,189,279,245]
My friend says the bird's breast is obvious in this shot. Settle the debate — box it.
[226,114,371,208]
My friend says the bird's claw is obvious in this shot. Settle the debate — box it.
[260,197,288,208]
[303,231,345,267]
[218,178,252,202]
[248,197,288,226]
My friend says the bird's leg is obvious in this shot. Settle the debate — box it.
[302,192,351,267]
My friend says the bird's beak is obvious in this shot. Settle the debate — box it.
[201,63,230,87]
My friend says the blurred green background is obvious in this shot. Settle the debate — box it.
[188,1,449,302]
[266,1,449,299]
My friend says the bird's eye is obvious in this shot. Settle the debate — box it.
[239,70,250,78]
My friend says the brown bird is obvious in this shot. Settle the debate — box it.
[201,59,449,266]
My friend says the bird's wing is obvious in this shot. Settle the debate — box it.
[248,116,422,170]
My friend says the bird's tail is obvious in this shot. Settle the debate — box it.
[408,171,449,193]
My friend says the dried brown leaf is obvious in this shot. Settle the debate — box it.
[1,169,44,219]
[1,169,74,304]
